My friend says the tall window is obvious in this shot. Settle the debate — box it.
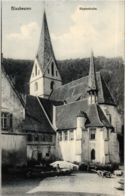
[64,131,68,141]
[1,112,13,130]
[27,134,32,142]
[59,132,62,141]
[51,62,54,76]
[35,65,37,76]
[69,130,74,140]
[50,81,54,90]
[34,82,38,91]
[91,149,95,160]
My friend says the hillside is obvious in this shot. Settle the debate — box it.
[3,57,124,115]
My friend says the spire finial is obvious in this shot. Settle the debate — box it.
[88,50,97,91]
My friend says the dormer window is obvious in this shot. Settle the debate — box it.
[51,62,54,76]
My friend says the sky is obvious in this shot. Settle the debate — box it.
[2,0,125,60]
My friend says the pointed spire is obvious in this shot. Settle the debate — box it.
[88,50,97,91]
[36,10,55,72]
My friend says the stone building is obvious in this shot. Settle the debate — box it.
[25,11,122,164]
[1,63,27,166]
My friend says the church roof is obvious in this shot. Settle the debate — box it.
[56,100,112,130]
[23,95,55,133]
[56,99,88,130]
[36,11,56,72]
[49,72,116,106]
[87,51,97,91]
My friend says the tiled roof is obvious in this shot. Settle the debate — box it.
[56,100,112,130]
[36,11,56,73]
[23,95,55,133]
[86,104,112,128]
[50,72,116,106]
[56,99,88,130]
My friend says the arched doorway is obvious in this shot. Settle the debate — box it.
[91,149,95,160]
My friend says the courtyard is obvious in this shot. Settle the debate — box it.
[2,172,123,196]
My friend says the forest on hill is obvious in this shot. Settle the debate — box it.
[3,56,124,116]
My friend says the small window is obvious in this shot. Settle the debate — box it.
[56,71,58,76]
[48,69,50,74]
[34,82,38,91]
[90,129,96,140]
[1,112,13,130]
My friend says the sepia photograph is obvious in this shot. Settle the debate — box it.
[1,0,124,195]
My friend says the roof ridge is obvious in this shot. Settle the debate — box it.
[54,71,101,91]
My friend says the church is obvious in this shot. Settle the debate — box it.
[22,11,122,164]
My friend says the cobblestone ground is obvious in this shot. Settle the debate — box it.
[2,173,124,196]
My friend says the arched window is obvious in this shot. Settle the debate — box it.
[51,62,54,76]
[50,81,54,90]
[34,82,38,91]
[91,149,95,160]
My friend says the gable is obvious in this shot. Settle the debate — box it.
[30,58,42,82]
[43,57,62,81]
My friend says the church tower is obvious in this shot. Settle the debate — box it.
[30,11,62,98]
[87,51,98,104]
